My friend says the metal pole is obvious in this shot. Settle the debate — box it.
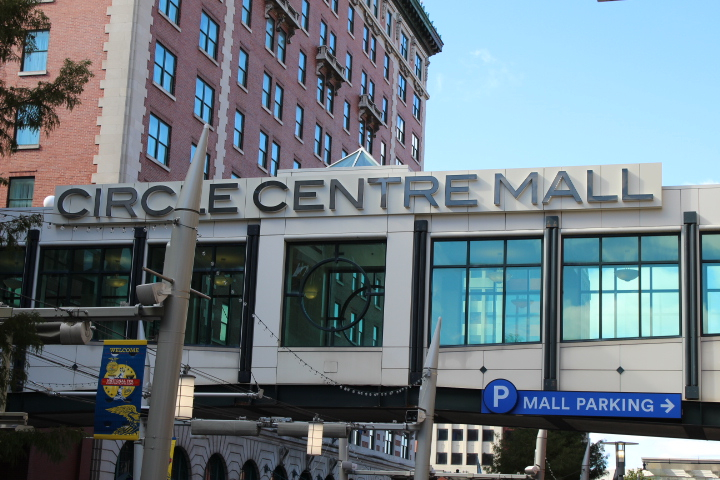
[141,124,209,479]
[414,317,442,480]
[338,437,349,480]
[579,435,590,480]
[534,429,547,480]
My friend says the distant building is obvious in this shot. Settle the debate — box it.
[641,458,720,480]
[0,0,442,207]
[431,424,502,473]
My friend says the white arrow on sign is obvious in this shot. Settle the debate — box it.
[661,398,675,413]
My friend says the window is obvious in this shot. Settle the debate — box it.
[323,133,332,164]
[194,77,214,124]
[348,6,355,34]
[0,246,24,307]
[369,36,377,63]
[703,234,720,335]
[383,54,390,80]
[199,12,219,59]
[242,0,252,26]
[437,428,448,441]
[234,111,245,150]
[301,0,310,30]
[381,97,388,123]
[190,144,211,179]
[257,131,269,169]
[316,76,325,103]
[298,51,307,84]
[293,160,301,169]
[383,431,393,455]
[325,84,334,113]
[400,434,409,458]
[436,453,447,465]
[451,453,463,465]
[206,454,227,480]
[159,0,180,24]
[238,48,249,87]
[380,141,386,165]
[314,124,322,156]
[40,246,133,340]
[148,243,245,347]
[452,429,463,441]
[362,26,369,52]
[361,71,367,95]
[368,80,375,101]
[341,149,348,158]
[432,238,543,345]
[563,235,680,340]
[395,157,402,166]
[22,30,49,72]
[270,142,280,176]
[343,101,351,130]
[274,84,284,120]
[345,53,353,81]
[482,429,495,442]
[358,121,365,147]
[320,21,328,46]
[396,115,405,143]
[153,42,176,94]
[467,429,479,442]
[400,32,408,59]
[329,32,337,55]
[371,0,378,16]
[398,74,407,102]
[481,454,494,466]
[262,73,272,109]
[295,105,304,138]
[15,105,39,146]
[277,29,287,63]
[385,11,392,36]
[7,178,34,208]
[466,454,478,466]
[283,241,386,347]
[413,94,422,119]
[331,0,338,13]
[148,114,171,165]
[411,133,419,161]
[415,53,423,79]
[265,17,275,50]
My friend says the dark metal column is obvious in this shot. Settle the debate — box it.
[239,224,261,383]
[543,216,559,391]
[409,220,429,384]
[684,211,700,400]
[126,226,147,339]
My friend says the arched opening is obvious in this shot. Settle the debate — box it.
[205,453,227,480]
[114,441,134,480]
[299,470,312,480]
[272,465,288,480]
[171,446,191,480]
[241,460,260,480]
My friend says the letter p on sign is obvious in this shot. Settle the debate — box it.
[494,385,509,407]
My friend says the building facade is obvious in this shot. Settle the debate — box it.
[430,424,502,473]
[0,0,442,208]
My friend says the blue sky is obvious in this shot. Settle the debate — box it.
[420,0,720,470]
[422,0,719,186]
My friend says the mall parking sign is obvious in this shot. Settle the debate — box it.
[481,379,681,419]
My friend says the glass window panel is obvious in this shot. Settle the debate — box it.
[602,236,638,263]
[506,239,541,264]
[431,268,466,346]
[703,234,720,261]
[467,268,503,344]
[0,247,25,307]
[434,241,466,266]
[603,266,639,291]
[640,265,678,291]
[505,267,541,343]
[563,266,600,340]
[641,236,678,262]
[601,291,639,338]
[564,237,599,263]
[469,240,503,265]
[641,291,680,337]
[704,289,720,334]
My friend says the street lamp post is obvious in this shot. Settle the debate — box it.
[601,441,638,480]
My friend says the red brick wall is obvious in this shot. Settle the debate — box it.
[0,0,110,207]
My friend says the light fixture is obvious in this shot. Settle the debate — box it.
[600,441,637,480]
[3,278,22,290]
[307,422,324,455]
[304,280,320,300]
[487,270,504,283]
[106,275,128,288]
[214,275,230,287]
[175,373,196,420]
[615,269,639,282]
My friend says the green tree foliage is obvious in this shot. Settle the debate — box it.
[0,425,85,465]
[0,0,93,156]
[488,428,608,480]
[0,312,43,407]
[625,468,649,480]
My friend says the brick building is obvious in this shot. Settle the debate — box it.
[0,0,442,207]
